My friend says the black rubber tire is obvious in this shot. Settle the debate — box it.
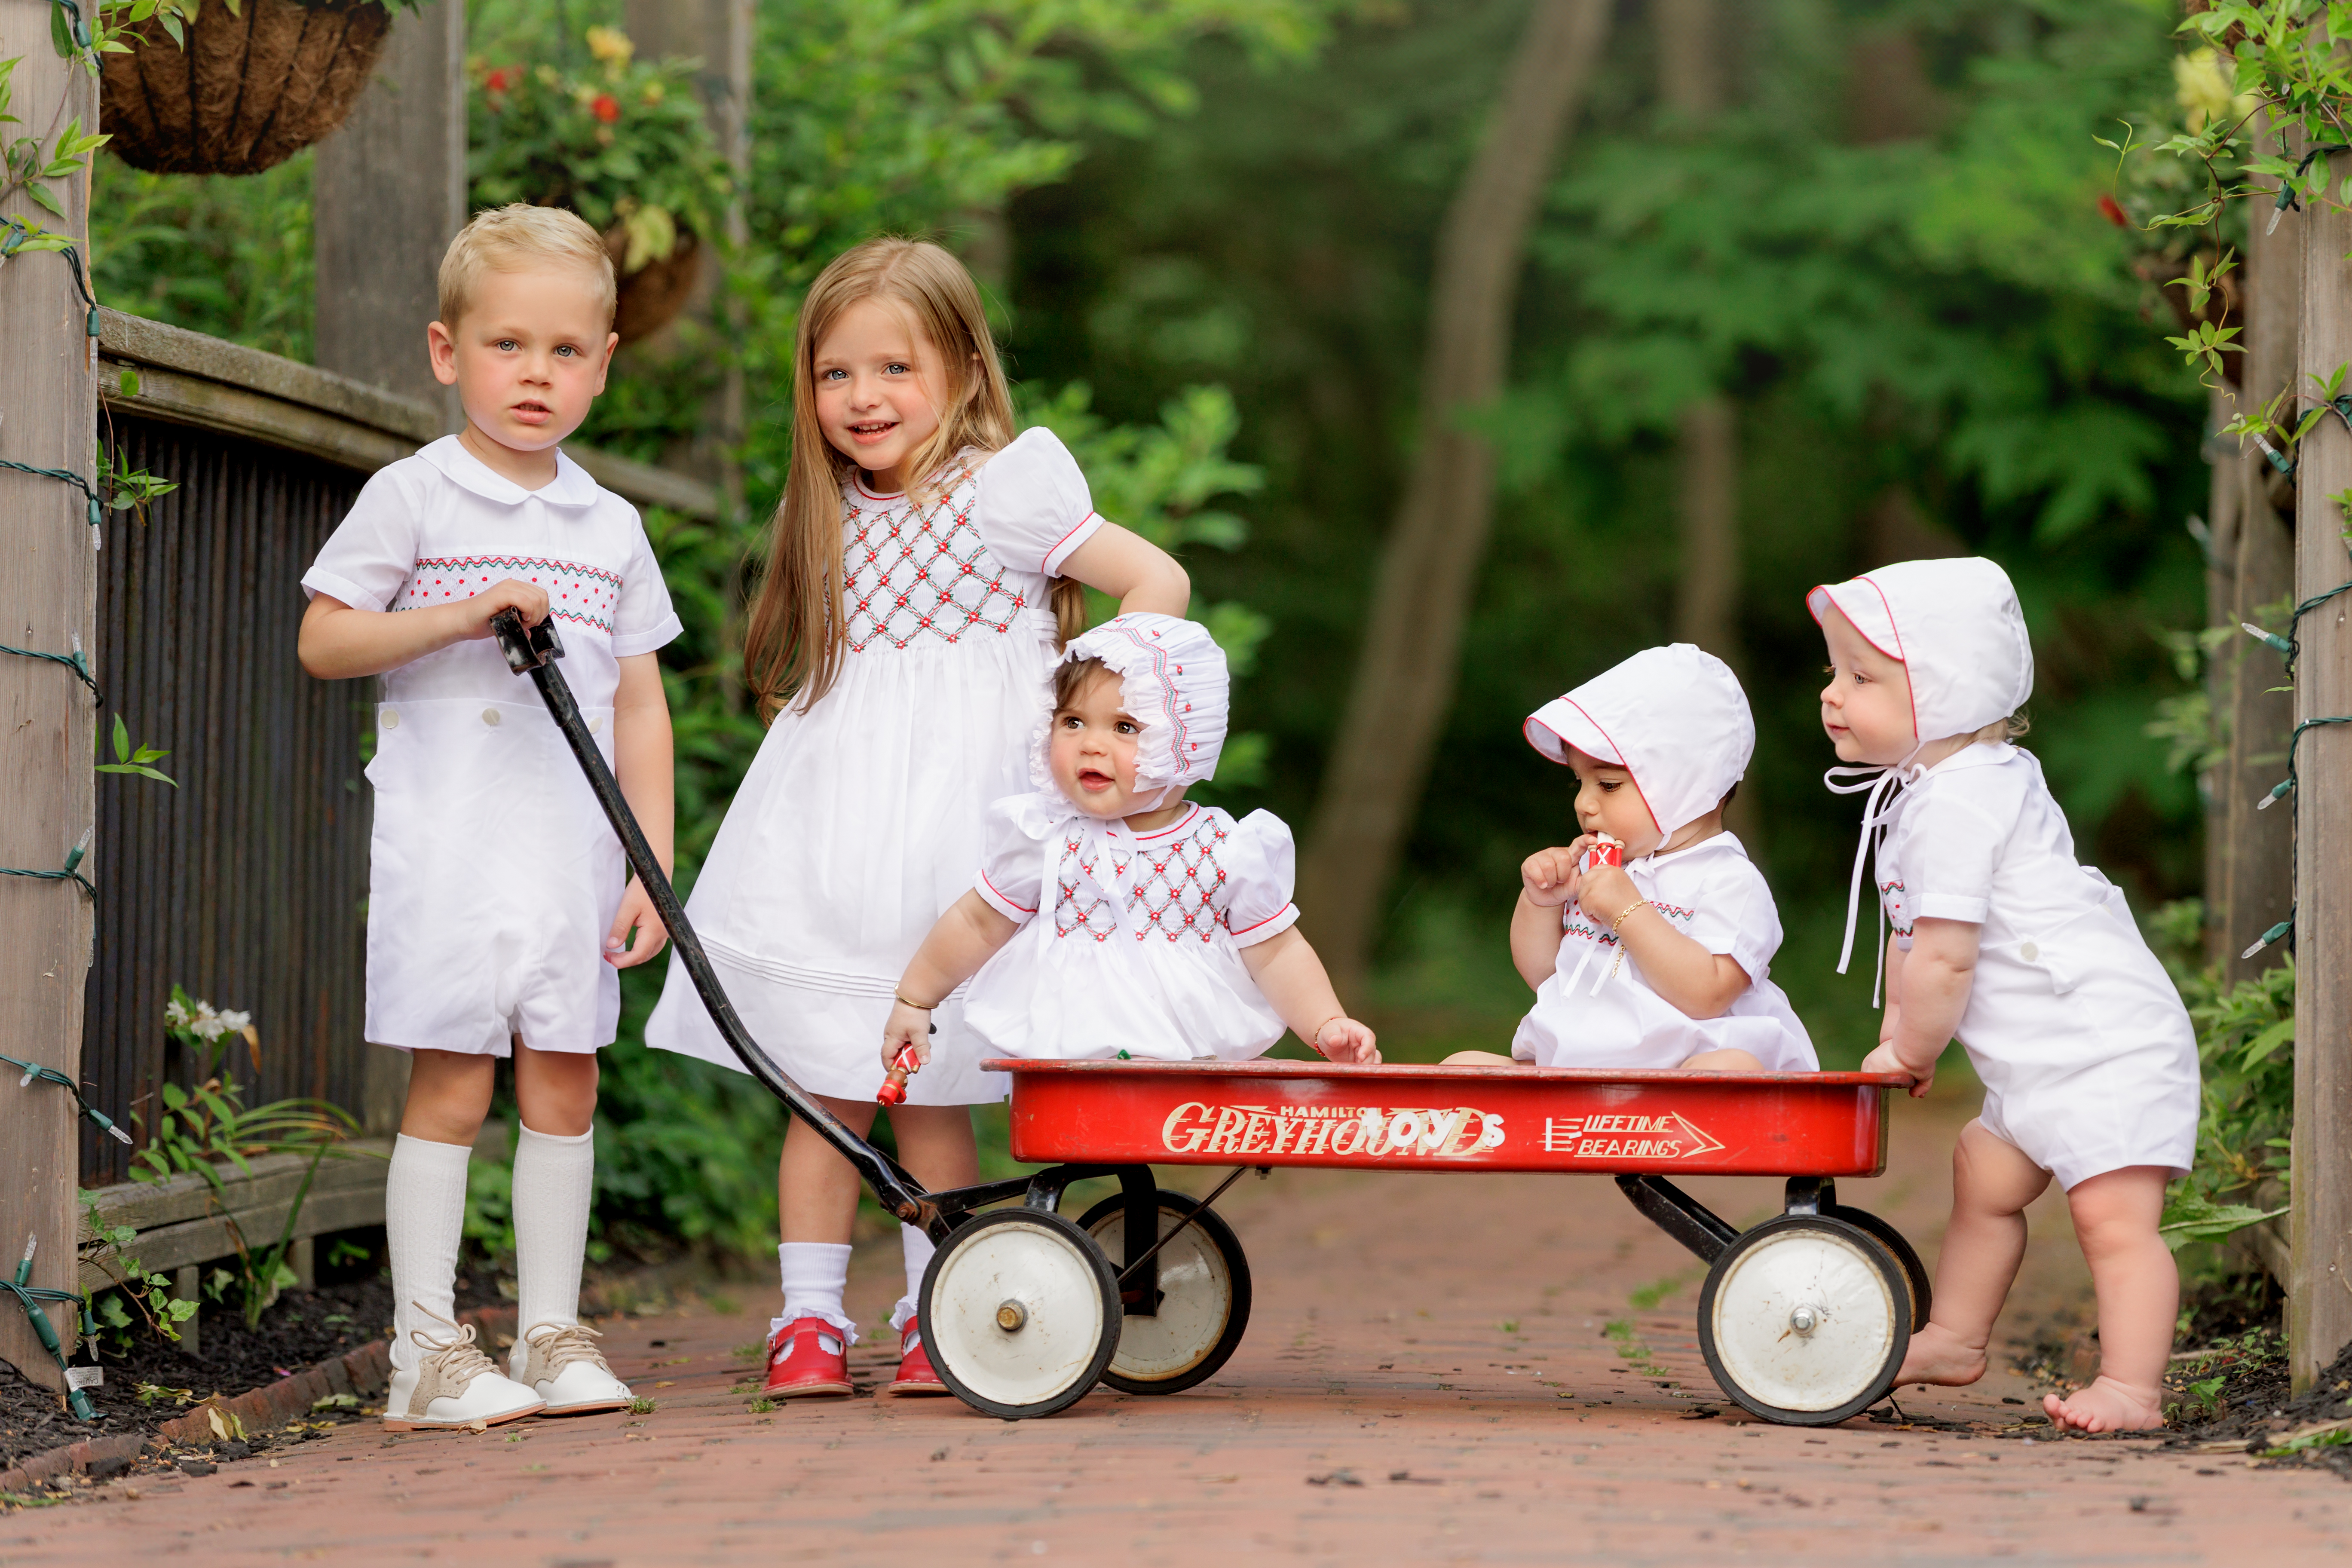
[1696,1213,1910,1428]
[1827,1203,1932,1332]
[1075,1190,1253,1396]
[917,1208,1122,1421]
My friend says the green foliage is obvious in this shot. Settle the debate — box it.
[2160,960,2295,1252]
[95,712,174,786]
[88,151,316,359]
[77,1192,195,1354]
[468,28,733,265]
[131,987,360,1326]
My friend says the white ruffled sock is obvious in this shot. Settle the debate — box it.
[385,1133,471,1377]
[513,1124,594,1336]
[890,1224,937,1334]
[775,1242,856,1343]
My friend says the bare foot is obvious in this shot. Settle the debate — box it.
[1893,1323,1987,1388]
[2043,1376,2166,1433]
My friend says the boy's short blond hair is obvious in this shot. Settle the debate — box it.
[437,203,617,328]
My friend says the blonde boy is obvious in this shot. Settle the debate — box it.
[299,205,681,1429]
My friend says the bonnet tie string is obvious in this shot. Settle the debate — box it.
[1825,759,1919,1008]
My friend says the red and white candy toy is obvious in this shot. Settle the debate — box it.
[1579,833,1624,874]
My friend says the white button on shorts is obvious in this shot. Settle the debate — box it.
[588,715,603,734]
[482,708,502,727]
[2019,941,2040,962]
[380,710,400,730]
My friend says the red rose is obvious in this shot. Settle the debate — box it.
[2097,193,2128,228]
[591,93,621,124]
[484,66,518,93]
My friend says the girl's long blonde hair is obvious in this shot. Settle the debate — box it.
[743,236,1085,720]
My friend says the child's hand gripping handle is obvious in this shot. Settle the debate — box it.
[877,1044,922,1106]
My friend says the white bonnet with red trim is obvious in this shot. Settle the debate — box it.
[1036,612,1231,797]
[1805,557,2033,742]
[1523,644,1753,837]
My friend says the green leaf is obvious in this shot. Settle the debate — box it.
[52,0,74,55]
[95,763,178,785]
[110,713,129,764]
[2241,1016,2296,1067]
[24,179,64,217]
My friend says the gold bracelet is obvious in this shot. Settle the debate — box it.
[894,991,936,1011]
[1609,900,1653,936]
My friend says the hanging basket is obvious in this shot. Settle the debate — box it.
[100,0,394,177]
[607,229,702,346]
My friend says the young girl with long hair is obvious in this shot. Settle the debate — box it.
[643,237,1188,1398]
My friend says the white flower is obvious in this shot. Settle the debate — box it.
[164,998,191,1029]
[217,1010,251,1034]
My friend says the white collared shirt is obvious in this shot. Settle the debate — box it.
[301,435,681,712]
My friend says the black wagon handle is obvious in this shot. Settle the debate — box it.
[487,609,939,1231]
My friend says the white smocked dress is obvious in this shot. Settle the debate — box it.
[301,437,683,1056]
[643,429,1103,1102]
[1871,743,2198,1189]
[964,793,1300,1060]
[1511,833,1817,1072]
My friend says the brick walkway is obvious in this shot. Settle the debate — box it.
[8,1084,2346,1565]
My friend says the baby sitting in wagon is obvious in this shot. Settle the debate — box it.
[1448,645,1817,1075]
[881,612,1378,1075]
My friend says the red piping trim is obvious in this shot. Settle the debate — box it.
[1229,902,1296,937]
[980,869,1037,916]
[1559,699,1657,835]
[1810,579,1918,741]
[1131,803,1200,842]
[1042,511,1103,573]
[852,474,905,502]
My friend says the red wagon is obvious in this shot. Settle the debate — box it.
[490,612,1927,1432]
[910,1060,1926,1426]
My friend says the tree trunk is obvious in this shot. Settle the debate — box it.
[0,0,100,1388]
[1295,0,1614,1001]
[2289,160,2352,1390]
[1657,0,1755,842]
[2215,162,2298,981]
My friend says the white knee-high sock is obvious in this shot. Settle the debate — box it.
[891,1224,936,1333]
[386,1133,472,1375]
[513,1124,595,1336]
[776,1242,856,1342]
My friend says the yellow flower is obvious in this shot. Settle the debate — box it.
[586,25,635,67]
[2174,48,2256,134]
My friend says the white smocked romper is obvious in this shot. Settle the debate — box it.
[301,437,683,1055]
[1511,833,1817,1072]
[964,793,1300,1060]
[1873,744,2199,1189]
[643,429,1105,1102]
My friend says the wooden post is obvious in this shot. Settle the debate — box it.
[2290,175,2352,1388]
[620,0,751,505]
[312,0,466,1135]
[2216,129,2300,981]
[0,0,101,1389]
[313,0,466,417]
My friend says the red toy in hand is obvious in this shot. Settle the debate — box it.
[877,1044,921,1106]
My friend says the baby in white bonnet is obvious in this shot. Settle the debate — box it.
[882,612,1378,1072]
[1446,644,1817,1076]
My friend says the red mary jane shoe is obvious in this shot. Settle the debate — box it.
[883,1318,949,1396]
[764,1316,854,1398]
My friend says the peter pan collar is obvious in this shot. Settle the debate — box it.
[417,435,603,509]
[1918,741,2016,781]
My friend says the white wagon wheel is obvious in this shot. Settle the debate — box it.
[918,1208,1121,1420]
[1076,1191,1252,1396]
[1697,1214,1909,1427]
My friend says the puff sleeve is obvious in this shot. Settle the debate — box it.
[1221,810,1300,948]
[1895,770,2022,924]
[973,792,1067,925]
[971,427,1103,576]
[610,507,685,658]
[302,460,426,611]
[1677,853,1783,985]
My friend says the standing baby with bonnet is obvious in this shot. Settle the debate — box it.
[1446,645,1817,1075]
[1813,557,2198,1433]
[882,613,1379,1072]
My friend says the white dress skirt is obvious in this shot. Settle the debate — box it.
[964,793,1301,1061]
[643,429,1103,1103]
